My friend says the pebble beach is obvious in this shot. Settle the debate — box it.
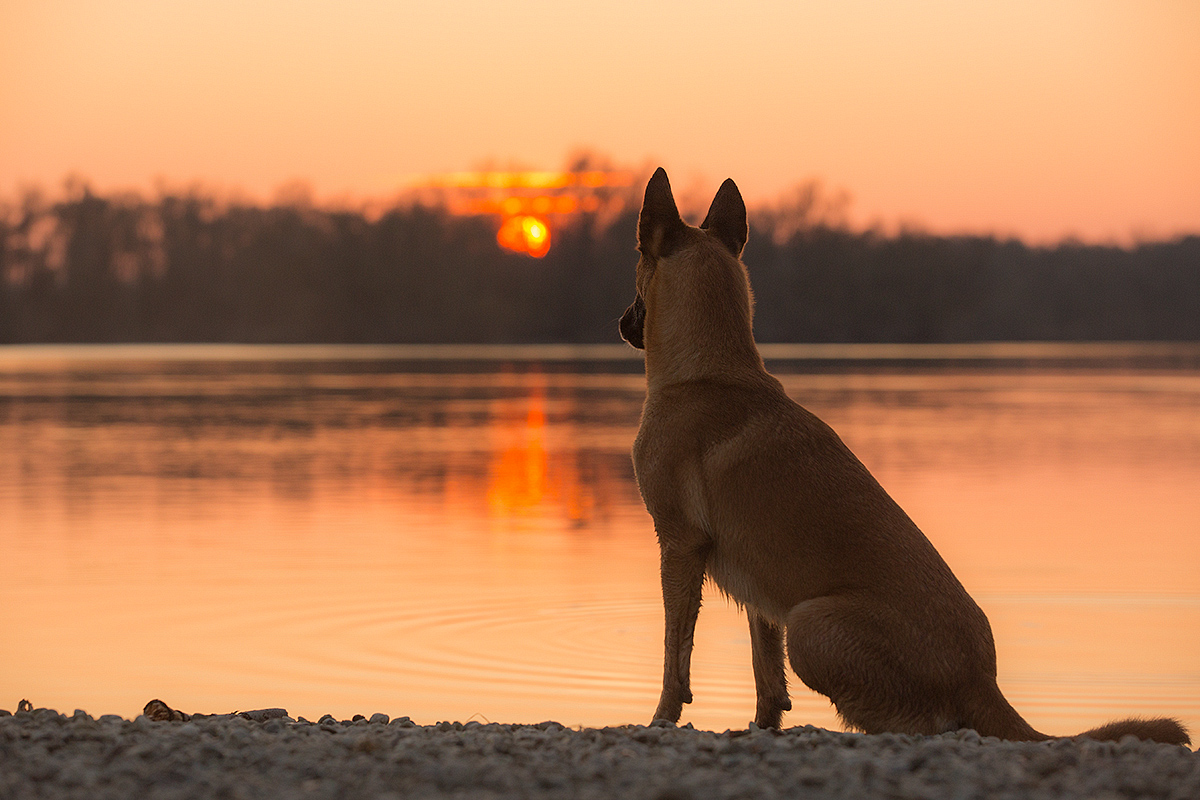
[2,702,1198,800]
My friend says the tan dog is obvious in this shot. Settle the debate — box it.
[619,168,1189,744]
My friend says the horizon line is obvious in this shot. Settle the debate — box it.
[4,341,1200,364]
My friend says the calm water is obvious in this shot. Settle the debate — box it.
[1,344,1198,736]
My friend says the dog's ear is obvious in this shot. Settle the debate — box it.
[638,167,687,259]
[700,178,747,257]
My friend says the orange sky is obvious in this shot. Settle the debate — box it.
[1,0,1198,243]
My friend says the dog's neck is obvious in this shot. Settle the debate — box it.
[642,246,767,390]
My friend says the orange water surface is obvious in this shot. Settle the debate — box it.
[1,345,1197,735]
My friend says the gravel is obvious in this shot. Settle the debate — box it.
[2,704,1197,800]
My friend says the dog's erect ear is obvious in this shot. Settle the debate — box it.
[638,168,688,259]
[700,178,747,257]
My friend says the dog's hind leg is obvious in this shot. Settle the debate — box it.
[785,595,955,736]
[653,533,709,723]
[749,611,791,728]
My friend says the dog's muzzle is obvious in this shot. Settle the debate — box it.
[619,296,646,350]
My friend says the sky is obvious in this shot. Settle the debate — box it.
[1,0,1198,243]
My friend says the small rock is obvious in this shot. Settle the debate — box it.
[369,713,389,725]
[143,699,189,722]
[238,708,289,723]
[957,729,982,745]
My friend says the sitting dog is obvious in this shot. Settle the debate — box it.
[619,167,1189,744]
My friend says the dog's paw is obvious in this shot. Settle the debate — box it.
[652,701,684,723]
[753,695,792,729]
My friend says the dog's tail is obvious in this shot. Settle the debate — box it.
[972,683,1191,745]
[1075,717,1191,745]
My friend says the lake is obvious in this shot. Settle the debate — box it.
[1,343,1198,736]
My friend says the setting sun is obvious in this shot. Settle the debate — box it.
[409,168,634,257]
[497,214,551,258]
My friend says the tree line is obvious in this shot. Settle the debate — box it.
[1,186,1198,344]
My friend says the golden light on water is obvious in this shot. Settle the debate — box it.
[486,383,596,525]
[487,387,549,513]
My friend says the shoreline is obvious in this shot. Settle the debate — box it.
[3,705,1197,799]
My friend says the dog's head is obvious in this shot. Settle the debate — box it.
[619,168,748,351]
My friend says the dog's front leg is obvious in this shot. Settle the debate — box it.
[748,612,791,728]
[653,535,708,723]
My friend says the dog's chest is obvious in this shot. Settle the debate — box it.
[704,539,791,623]
[632,391,765,536]
[633,397,795,622]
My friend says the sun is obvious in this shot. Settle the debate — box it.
[407,168,636,258]
[497,214,551,258]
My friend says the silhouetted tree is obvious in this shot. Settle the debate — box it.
[1,185,1198,345]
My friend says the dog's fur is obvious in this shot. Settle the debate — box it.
[618,168,1190,745]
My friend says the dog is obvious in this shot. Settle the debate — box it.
[618,168,1190,744]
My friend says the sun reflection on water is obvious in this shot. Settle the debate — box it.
[487,382,551,518]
